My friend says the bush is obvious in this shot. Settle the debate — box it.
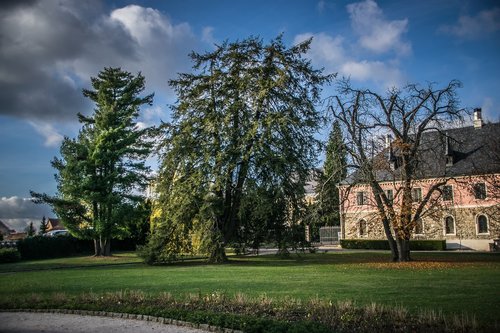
[340,239,446,251]
[16,235,93,260]
[0,248,21,263]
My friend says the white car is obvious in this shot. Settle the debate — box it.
[44,230,69,237]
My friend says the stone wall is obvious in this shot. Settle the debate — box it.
[343,205,499,241]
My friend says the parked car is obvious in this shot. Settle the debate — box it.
[44,230,69,237]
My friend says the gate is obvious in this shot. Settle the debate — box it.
[319,226,341,244]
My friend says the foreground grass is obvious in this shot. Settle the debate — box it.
[1,251,499,329]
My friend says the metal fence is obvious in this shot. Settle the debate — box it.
[319,226,341,244]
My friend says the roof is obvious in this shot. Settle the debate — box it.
[0,220,15,235]
[343,122,500,184]
[47,218,64,230]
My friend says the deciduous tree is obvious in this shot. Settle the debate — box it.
[330,79,464,261]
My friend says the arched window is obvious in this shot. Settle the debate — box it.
[477,215,489,234]
[359,220,367,237]
[444,216,455,235]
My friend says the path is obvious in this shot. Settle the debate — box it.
[0,312,209,333]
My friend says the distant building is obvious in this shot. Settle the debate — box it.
[46,218,64,231]
[0,220,16,237]
[339,109,499,251]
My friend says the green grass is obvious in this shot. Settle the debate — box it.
[1,251,499,324]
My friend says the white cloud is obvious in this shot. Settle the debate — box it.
[439,8,500,40]
[0,196,52,231]
[294,33,345,70]
[294,32,404,89]
[0,1,197,123]
[28,121,64,147]
[340,60,404,88]
[481,97,499,122]
[346,0,410,55]
[202,26,217,45]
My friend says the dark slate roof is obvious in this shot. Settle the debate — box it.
[342,122,500,184]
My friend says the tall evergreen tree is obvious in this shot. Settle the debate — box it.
[38,216,48,235]
[317,121,347,226]
[25,222,35,237]
[32,67,154,256]
[144,36,333,263]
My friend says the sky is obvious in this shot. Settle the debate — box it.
[1,0,499,231]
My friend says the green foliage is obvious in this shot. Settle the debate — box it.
[16,235,93,260]
[0,248,21,263]
[24,222,36,237]
[38,216,48,235]
[146,35,333,263]
[0,290,488,333]
[340,239,446,251]
[31,67,154,256]
[316,121,347,226]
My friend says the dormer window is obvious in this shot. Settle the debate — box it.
[442,185,453,201]
[473,183,487,200]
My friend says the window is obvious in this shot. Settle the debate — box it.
[414,219,424,235]
[356,191,367,205]
[385,189,393,203]
[359,220,367,237]
[473,183,487,200]
[477,215,489,234]
[411,188,422,202]
[444,216,455,235]
[442,185,453,201]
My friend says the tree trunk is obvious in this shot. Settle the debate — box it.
[395,238,411,262]
[99,238,111,256]
[381,218,398,261]
[208,243,227,263]
[93,239,101,256]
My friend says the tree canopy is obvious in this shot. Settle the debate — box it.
[330,79,464,261]
[143,36,333,263]
[32,67,154,256]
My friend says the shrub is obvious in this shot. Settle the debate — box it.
[16,235,93,260]
[340,239,446,251]
[0,248,21,263]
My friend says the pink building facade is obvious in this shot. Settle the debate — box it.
[339,113,499,251]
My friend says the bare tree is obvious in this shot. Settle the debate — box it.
[330,79,464,261]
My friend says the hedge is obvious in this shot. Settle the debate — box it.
[0,248,21,263]
[16,236,93,260]
[340,239,446,251]
[15,236,139,260]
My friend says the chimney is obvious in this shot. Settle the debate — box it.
[473,108,482,129]
[445,132,453,166]
[385,134,392,149]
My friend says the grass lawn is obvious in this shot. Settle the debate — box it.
[1,251,499,324]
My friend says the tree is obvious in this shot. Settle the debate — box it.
[32,67,154,256]
[317,121,347,226]
[146,36,333,263]
[330,79,464,262]
[25,222,35,237]
[38,216,48,235]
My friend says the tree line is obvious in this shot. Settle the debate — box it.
[32,34,468,263]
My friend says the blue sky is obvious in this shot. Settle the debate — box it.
[1,0,499,231]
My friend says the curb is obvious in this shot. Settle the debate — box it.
[1,309,243,333]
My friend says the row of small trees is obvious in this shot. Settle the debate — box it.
[34,35,469,262]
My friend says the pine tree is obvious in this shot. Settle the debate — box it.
[32,67,154,256]
[317,121,347,226]
[25,222,36,237]
[38,216,48,235]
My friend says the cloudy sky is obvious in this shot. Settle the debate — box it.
[1,0,499,231]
